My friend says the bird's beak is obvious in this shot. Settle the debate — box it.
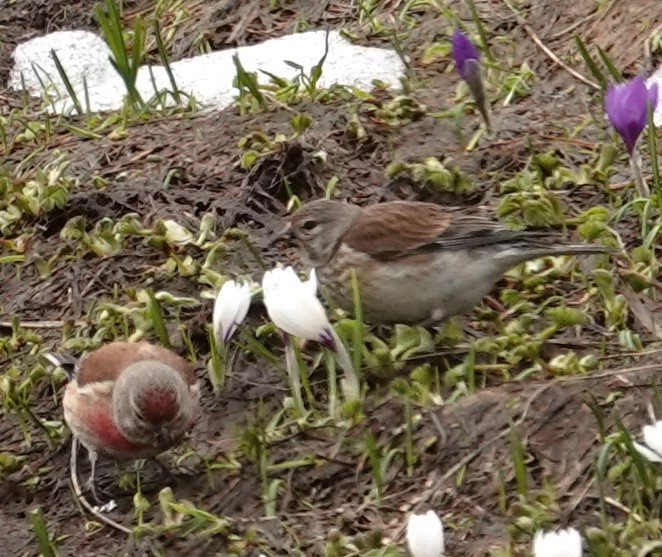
[272,221,294,244]
[155,427,174,448]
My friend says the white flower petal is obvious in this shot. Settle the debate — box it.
[262,267,333,344]
[213,280,252,344]
[643,422,662,458]
[633,441,662,463]
[406,510,444,557]
[234,282,252,330]
[533,528,582,557]
[212,280,236,339]
[306,268,318,295]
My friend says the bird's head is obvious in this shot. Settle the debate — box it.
[112,360,198,450]
[286,199,362,266]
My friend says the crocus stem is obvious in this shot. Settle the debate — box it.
[294,340,315,406]
[404,396,415,476]
[630,148,650,197]
[324,351,338,419]
[330,330,361,401]
[208,327,226,392]
[284,339,306,416]
[465,59,492,132]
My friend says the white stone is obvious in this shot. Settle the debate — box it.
[9,29,406,114]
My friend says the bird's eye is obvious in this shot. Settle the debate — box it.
[301,220,317,231]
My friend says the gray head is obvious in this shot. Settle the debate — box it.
[112,360,197,450]
[287,199,363,266]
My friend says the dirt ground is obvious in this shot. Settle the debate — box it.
[2,0,662,556]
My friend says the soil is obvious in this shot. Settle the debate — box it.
[2,0,662,556]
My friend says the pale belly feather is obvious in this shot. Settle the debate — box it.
[319,247,516,324]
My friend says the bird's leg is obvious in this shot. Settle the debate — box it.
[84,447,103,503]
[69,438,129,533]
[83,448,117,503]
[70,440,113,506]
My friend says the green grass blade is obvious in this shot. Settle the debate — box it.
[350,269,363,385]
[50,49,83,114]
[574,35,606,90]
[596,46,622,82]
[466,0,494,62]
[154,19,181,105]
[509,422,528,496]
[647,99,661,198]
[29,507,57,557]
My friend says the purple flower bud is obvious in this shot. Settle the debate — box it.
[451,30,491,129]
[319,328,337,351]
[451,30,480,81]
[605,76,658,155]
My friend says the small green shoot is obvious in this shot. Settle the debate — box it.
[233,53,267,113]
[96,0,146,108]
[509,423,529,497]
[146,289,171,348]
[29,507,58,557]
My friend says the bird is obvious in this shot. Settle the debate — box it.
[284,199,614,325]
[53,340,200,500]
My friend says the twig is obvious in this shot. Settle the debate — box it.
[554,0,614,43]
[604,496,643,523]
[0,320,86,329]
[70,438,132,534]
[560,362,662,382]
[501,0,600,90]
[550,15,596,40]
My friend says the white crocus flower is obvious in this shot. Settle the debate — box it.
[633,420,662,463]
[533,528,582,557]
[213,279,252,345]
[262,266,360,401]
[262,266,333,345]
[406,510,444,557]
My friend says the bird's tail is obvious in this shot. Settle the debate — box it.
[534,243,616,256]
[42,352,78,379]
[496,241,615,268]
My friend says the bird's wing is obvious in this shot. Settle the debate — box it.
[76,341,196,386]
[341,201,532,260]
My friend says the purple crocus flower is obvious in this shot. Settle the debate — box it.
[451,30,491,130]
[605,76,658,155]
[451,30,480,81]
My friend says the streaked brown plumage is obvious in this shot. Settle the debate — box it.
[287,199,613,324]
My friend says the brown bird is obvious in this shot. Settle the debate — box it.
[285,199,613,325]
[57,341,200,499]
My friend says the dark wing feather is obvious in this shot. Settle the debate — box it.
[77,341,196,386]
[342,201,536,260]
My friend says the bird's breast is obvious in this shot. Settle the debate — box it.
[63,380,157,459]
